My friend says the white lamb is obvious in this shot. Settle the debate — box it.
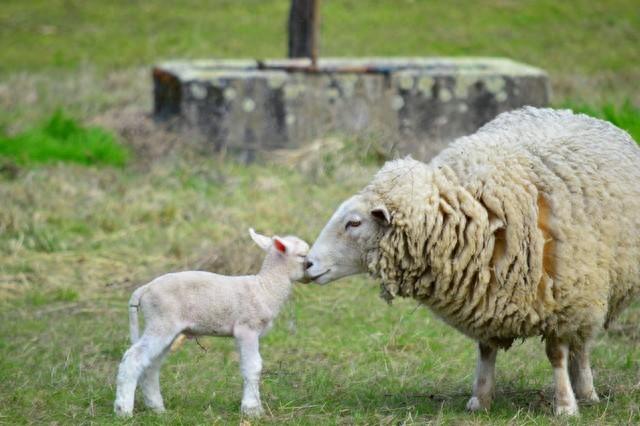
[114,229,309,417]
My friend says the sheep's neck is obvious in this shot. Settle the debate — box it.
[257,252,292,308]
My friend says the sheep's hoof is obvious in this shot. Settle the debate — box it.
[554,402,579,416]
[466,396,490,412]
[241,404,264,417]
[577,389,599,403]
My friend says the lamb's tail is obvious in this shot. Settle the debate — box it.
[128,285,148,344]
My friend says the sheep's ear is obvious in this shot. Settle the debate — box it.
[370,205,391,226]
[272,236,290,254]
[249,228,272,251]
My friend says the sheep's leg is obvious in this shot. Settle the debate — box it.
[234,326,263,417]
[569,342,599,403]
[114,334,173,417]
[140,346,170,413]
[545,337,578,416]
[466,342,498,411]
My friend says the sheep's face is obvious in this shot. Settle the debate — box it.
[305,194,390,284]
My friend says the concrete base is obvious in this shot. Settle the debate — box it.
[153,57,550,162]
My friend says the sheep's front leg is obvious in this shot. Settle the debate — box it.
[569,342,599,403]
[546,337,578,416]
[466,342,497,411]
[234,326,264,417]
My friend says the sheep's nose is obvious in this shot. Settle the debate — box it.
[303,260,313,270]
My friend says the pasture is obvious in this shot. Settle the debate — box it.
[1,1,639,424]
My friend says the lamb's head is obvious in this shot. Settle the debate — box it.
[304,193,391,284]
[249,228,310,281]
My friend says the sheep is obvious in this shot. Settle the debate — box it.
[114,229,309,417]
[304,107,640,416]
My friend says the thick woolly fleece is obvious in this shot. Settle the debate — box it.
[366,107,640,348]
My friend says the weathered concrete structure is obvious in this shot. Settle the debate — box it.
[153,58,550,161]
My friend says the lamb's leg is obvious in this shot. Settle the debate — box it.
[569,342,599,402]
[234,326,263,417]
[545,337,578,416]
[466,342,498,411]
[140,346,170,413]
[114,334,172,417]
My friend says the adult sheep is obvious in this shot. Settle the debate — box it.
[304,107,640,416]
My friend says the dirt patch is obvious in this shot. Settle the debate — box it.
[89,108,177,165]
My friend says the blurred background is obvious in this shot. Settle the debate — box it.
[1,1,638,424]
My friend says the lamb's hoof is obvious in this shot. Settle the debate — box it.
[554,402,579,416]
[466,396,490,412]
[149,405,166,414]
[114,404,132,417]
[241,404,264,417]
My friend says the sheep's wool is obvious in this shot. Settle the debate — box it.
[366,107,640,348]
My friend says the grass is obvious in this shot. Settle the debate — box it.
[0,0,639,131]
[569,101,640,143]
[0,110,128,167]
[1,155,639,425]
[1,1,638,83]
[1,1,639,424]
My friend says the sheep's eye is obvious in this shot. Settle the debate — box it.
[346,220,361,229]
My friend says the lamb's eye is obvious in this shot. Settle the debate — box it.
[346,220,361,229]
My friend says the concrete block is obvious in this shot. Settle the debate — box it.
[153,57,550,161]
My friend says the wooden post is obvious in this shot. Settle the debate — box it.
[310,0,319,68]
[288,0,320,65]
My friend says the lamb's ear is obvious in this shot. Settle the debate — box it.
[272,236,290,254]
[249,228,272,251]
[370,205,391,226]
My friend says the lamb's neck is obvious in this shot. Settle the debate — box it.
[257,253,293,308]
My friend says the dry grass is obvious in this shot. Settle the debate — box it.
[1,141,639,424]
[1,1,639,423]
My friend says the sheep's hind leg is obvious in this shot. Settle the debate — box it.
[466,342,498,412]
[114,334,174,417]
[140,343,172,413]
[569,342,599,403]
[234,326,264,417]
[545,337,579,416]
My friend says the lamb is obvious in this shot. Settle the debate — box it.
[114,229,309,417]
[304,107,640,416]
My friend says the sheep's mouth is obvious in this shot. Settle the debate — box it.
[307,269,330,282]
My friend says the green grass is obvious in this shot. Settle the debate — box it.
[0,110,128,167]
[1,155,639,425]
[1,1,639,424]
[0,0,638,131]
[1,0,638,81]
[569,101,640,143]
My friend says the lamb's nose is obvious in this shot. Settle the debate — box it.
[303,260,314,270]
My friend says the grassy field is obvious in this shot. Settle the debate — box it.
[1,0,639,424]
[1,0,639,131]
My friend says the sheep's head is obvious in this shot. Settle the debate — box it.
[304,194,391,284]
[249,228,310,281]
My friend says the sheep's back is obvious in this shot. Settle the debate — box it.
[434,107,640,335]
